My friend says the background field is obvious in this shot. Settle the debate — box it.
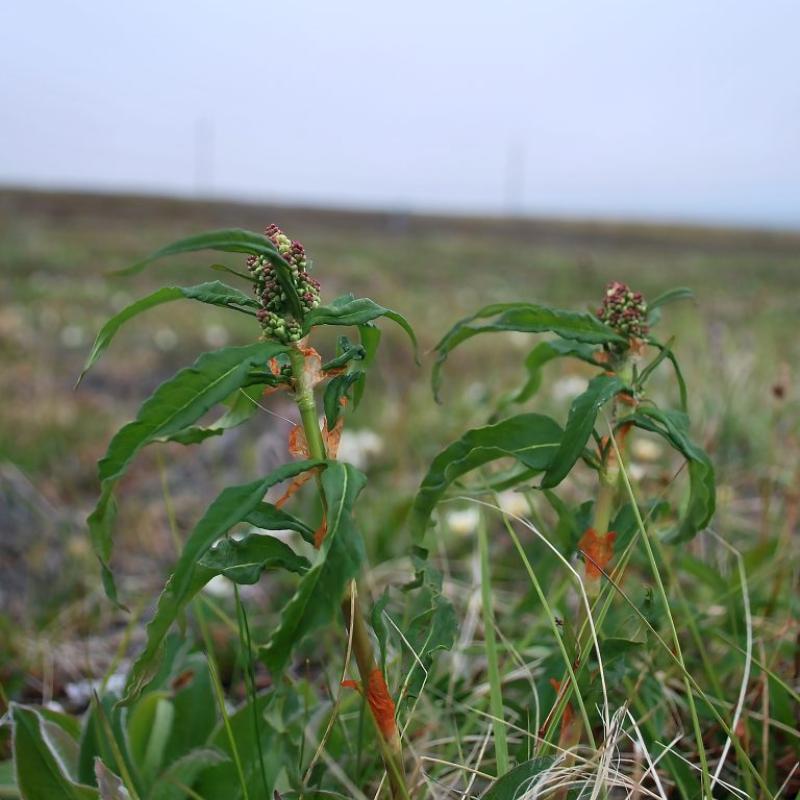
[1,189,798,794]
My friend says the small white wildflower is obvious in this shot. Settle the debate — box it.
[631,438,663,462]
[337,429,384,469]
[203,575,233,598]
[110,290,133,311]
[445,507,480,535]
[60,324,85,348]
[497,489,529,518]
[154,326,178,351]
[551,375,588,402]
[628,462,647,481]
[508,331,531,351]
[205,323,229,348]
[465,382,487,403]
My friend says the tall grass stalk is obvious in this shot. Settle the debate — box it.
[476,512,510,775]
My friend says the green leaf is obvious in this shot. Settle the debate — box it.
[410,413,563,542]
[645,337,688,411]
[158,384,268,446]
[156,653,216,767]
[302,296,418,362]
[122,461,322,703]
[196,693,290,800]
[0,760,18,797]
[626,407,715,542]
[483,757,555,799]
[77,695,133,789]
[497,338,602,413]
[209,262,252,282]
[37,707,82,742]
[78,282,259,384]
[259,462,367,673]
[320,338,365,372]
[432,302,625,401]
[401,592,457,699]
[88,341,287,604]
[647,286,694,326]
[354,323,381,408]
[11,704,99,800]
[323,372,361,428]
[244,502,316,544]
[127,693,174,786]
[111,228,303,320]
[198,533,310,584]
[371,590,391,672]
[149,748,228,800]
[541,373,625,489]
[93,760,129,799]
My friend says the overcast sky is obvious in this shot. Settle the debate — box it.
[2,1,799,227]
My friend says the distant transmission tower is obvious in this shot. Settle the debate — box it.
[193,117,215,196]
[504,140,526,215]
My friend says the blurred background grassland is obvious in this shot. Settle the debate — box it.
[0,187,798,700]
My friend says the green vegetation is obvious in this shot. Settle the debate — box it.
[0,190,798,797]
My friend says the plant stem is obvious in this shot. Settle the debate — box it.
[478,514,509,778]
[288,343,409,799]
[477,512,510,776]
[608,432,714,799]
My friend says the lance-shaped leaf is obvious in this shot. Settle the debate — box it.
[259,462,367,673]
[323,372,361,428]
[122,460,322,703]
[111,228,303,319]
[354,322,381,408]
[625,407,715,542]
[196,692,292,800]
[402,592,457,699]
[88,342,288,604]
[496,338,603,415]
[302,295,418,362]
[78,282,260,384]
[11,704,100,800]
[432,302,625,401]
[644,337,688,411]
[410,413,563,542]
[94,759,130,799]
[541,373,625,488]
[159,383,269,446]
[646,286,694,326]
[198,534,310,585]
[244,502,316,544]
[320,337,365,372]
[483,757,556,799]
[149,748,228,800]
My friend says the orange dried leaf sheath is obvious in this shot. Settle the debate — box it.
[578,527,617,579]
[548,678,574,731]
[313,511,327,549]
[342,668,397,740]
[276,415,345,511]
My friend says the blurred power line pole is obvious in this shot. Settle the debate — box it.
[504,140,526,216]
[193,117,215,196]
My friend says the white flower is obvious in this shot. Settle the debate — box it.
[60,324,85,348]
[336,429,384,469]
[154,326,178,351]
[628,462,647,481]
[551,375,588,402]
[497,489,529,518]
[445,507,480,535]
[631,438,663,462]
[203,575,234,598]
[204,324,230,348]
